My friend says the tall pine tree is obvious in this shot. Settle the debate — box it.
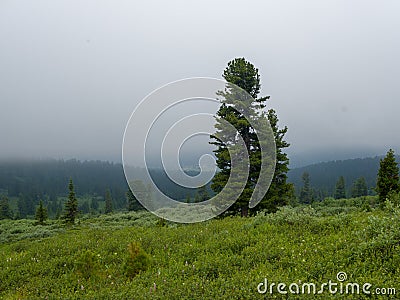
[376,149,400,203]
[64,178,78,225]
[105,189,113,214]
[0,195,11,220]
[211,58,291,216]
[35,200,48,225]
[334,176,346,199]
[299,172,313,204]
[351,177,368,198]
[17,193,28,219]
[126,188,142,211]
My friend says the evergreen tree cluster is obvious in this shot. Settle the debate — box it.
[288,157,383,197]
[298,172,370,203]
[0,159,128,214]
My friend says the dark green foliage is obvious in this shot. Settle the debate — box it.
[376,149,400,204]
[78,201,90,214]
[126,188,142,211]
[63,179,78,225]
[90,197,99,211]
[128,180,158,212]
[211,58,290,216]
[222,58,262,100]
[105,189,113,214]
[260,109,292,212]
[299,172,313,204]
[361,200,372,212]
[35,200,47,225]
[17,194,28,218]
[334,176,346,199]
[351,177,368,198]
[0,195,11,220]
[123,241,151,277]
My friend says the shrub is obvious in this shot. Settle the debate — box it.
[75,250,100,279]
[386,191,400,207]
[123,241,151,278]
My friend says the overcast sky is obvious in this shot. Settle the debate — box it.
[1,0,399,167]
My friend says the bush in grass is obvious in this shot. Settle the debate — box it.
[361,200,372,212]
[156,218,167,227]
[123,241,151,277]
[75,249,100,279]
[386,191,400,207]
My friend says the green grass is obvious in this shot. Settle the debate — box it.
[0,202,399,299]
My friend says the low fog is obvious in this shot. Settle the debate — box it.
[1,0,399,167]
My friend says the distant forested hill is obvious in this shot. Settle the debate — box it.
[287,156,399,198]
[0,160,211,217]
[0,159,127,199]
[1,155,397,217]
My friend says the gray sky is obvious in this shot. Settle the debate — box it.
[1,0,400,167]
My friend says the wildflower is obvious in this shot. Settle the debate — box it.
[150,283,157,293]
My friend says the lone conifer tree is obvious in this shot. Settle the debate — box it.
[35,200,47,225]
[351,177,368,198]
[299,172,313,204]
[376,149,400,203]
[64,178,78,224]
[334,176,346,199]
[105,189,113,214]
[0,195,11,220]
[126,188,143,211]
[211,58,291,216]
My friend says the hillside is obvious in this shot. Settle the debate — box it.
[1,155,398,217]
[0,159,127,199]
[287,156,399,197]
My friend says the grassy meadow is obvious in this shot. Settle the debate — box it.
[0,197,399,299]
